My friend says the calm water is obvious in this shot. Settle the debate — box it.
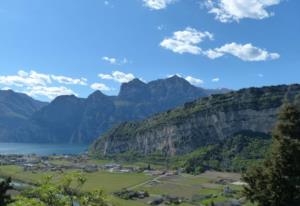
[0,143,88,156]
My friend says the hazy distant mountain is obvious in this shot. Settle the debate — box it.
[0,90,47,142]
[0,76,229,143]
[91,84,300,157]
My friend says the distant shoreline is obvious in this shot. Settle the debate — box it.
[0,143,88,156]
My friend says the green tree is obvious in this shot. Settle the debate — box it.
[9,173,111,206]
[243,103,300,206]
[0,177,13,206]
[8,197,45,206]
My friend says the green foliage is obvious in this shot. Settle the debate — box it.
[0,177,13,206]
[9,197,46,206]
[79,190,110,206]
[9,173,111,206]
[243,103,300,206]
[181,132,271,174]
[95,132,271,173]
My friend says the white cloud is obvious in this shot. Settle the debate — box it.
[205,43,280,61]
[161,28,280,61]
[102,56,117,64]
[185,76,204,85]
[90,83,111,91]
[204,49,224,59]
[212,77,220,82]
[167,74,182,78]
[102,56,128,65]
[204,0,281,23]
[26,86,77,100]
[143,0,176,10]
[167,74,204,86]
[0,70,51,87]
[51,75,87,85]
[160,27,214,55]
[1,87,11,90]
[0,70,88,100]
[98,71,135,83]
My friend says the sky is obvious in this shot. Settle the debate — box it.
[0,0,299,101]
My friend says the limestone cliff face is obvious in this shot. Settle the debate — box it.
[92,84,300,156]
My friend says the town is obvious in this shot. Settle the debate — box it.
[0,154,178,176]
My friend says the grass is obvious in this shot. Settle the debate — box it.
[0,165,151,193]
[0,165,53,184]
[81,171,152,193]
[137,174,220,199]
[110,196,148,206]
[0,165,256,206]
[0,165,152,206]
[200,196,228,205]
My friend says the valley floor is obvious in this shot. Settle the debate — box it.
[0,156,255,206]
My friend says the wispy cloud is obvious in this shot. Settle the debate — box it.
[168,74,204,86]
[51,75,87,85]
[102,56,129,65]
[90,83,111,91]
[1,87,11,91]
[185,76,204,85]
[205,43,280,61]
[98,71,135,83]
[26,86,77,100]
[0,70,86,100]
[0,70,51,87]
[143,0,176,10]
[212,77,220,82]
[204,0,282,23]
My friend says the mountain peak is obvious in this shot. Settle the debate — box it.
[167,74,182,80]
[51,95,82,106]
[118,78,149,101]
[165,75,191,85]
[88,90,107,99]
[125,78,146,86]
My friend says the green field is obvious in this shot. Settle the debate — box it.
[0,165,150,190]
[0,165,152,206]
[0,165,254,205]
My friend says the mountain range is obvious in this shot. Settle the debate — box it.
[0,90,47,142]
[0,76,229,143]
[91,84,300,157]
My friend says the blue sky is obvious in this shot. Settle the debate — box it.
[0,0,299,101]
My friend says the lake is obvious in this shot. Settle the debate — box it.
[0,143,88,156]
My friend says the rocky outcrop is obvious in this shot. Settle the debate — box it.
[91,84,300,156]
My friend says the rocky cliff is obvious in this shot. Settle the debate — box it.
[91,84,300,157]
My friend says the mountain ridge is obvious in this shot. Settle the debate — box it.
[91,84,300,157]
[0,90,48,142]
[0,76,229,143]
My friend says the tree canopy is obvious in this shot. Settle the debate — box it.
[243,103,300,206]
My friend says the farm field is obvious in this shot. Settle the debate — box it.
[0,164,254,206]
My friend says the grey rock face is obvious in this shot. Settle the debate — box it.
[92,84,300,156]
